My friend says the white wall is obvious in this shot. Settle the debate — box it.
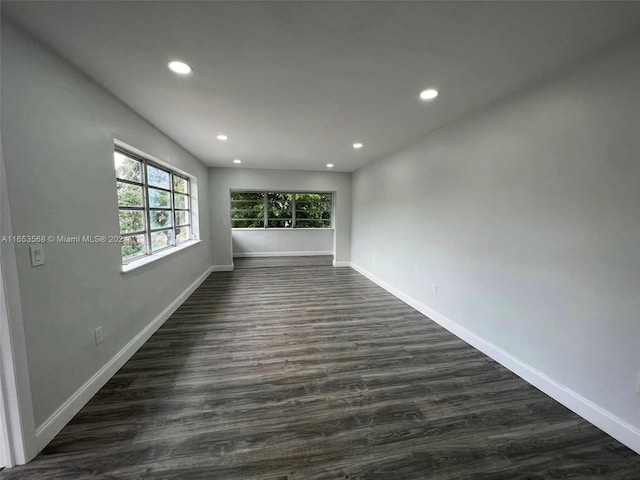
[351,36,640,449]
[232,229,333,257]
[0,19,211,449]
[210,167,351,266]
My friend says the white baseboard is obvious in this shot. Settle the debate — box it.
[233,251,333,258]
[212,264,234,272]
[34,266,214,451]
[350,262,640,455]
[333,260,351,267]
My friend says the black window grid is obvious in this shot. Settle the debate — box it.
[115,147,192,263]
[230,191,332,229]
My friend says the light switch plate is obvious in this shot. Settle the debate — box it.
[29,244,45,267]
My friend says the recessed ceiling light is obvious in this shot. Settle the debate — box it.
[217,134,229,141]
[353,142,363,149]
[233,159,242,164]
[419,88,439,100]
[326,163,334,168]
[168,61,192,75]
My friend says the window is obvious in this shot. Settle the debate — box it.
[267,192,293,228]
[294,193,332,228]
[114,147,193,263]
[230,192,265,228]
[231,191,332,229]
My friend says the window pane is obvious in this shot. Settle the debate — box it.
[267,219,292,228]
[150,210,172,229]
[175,210,190,226]
[117,182,143,207]
[232,219,264,228]
[268,192,292,210]
[149,188,170,208]
[174,193,188,209]
[115,147,195,264]
[231,200,264,209]
[297,209,331,220]
[151,230,174,251]
[173,175,188,194]
[296,219,331,228]
[121,235,146,261]
[267,192,292,216]
[295,193,332,204]
[266,192,292,227]
[119,210,145,234]
[147,165,170,189]
[176,226,191,243]
[231,192,264,202]
[114,152,141,182]
[230,192,265,226]
[231,208,264,220]
[295,192,331,227]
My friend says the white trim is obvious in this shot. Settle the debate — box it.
[350,262,640,455]
[333,260,351,267]
[233,251,332,258]
[231,228,335,231]
[212,264,234,272]
[34,266,213,450]
[0,274,12,469]
[0,141,37,466]
[121,240,202,273]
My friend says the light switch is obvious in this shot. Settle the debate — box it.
[29,244,45,267]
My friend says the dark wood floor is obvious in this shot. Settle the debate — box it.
[2,259,639,479]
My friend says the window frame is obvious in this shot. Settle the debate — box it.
[115,146,193,264]
[230,190,333,230]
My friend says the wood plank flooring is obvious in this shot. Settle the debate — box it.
[2,259,639,479]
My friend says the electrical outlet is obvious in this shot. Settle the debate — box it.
[95,326,104,345]
[432,284,438,295]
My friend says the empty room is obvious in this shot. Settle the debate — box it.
[1,1,640,478]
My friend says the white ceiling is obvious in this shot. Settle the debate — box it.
[3,1,640,172]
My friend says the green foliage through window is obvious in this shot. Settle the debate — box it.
[230,191,332,229]
[268,193,292,228]
[114,148,193,263]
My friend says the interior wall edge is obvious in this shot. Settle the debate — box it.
[211,265,235,272]
[333,262,351,268]
[0,144,38,465]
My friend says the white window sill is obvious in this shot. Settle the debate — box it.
[121,239,201,273]
[231,228,335,231]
